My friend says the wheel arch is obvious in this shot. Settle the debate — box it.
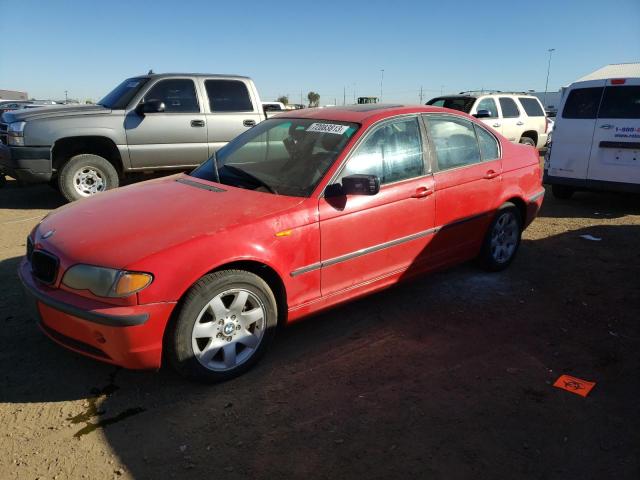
[52,136,123,175]
[503,195,527,228]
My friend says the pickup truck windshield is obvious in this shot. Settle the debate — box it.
[190,118,359,197]
[98,77,149,109]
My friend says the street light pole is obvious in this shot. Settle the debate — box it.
[380,69,384,102]
[64,90,68,103]
[543,48,555,109]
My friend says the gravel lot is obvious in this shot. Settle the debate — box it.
[1,176,639,479]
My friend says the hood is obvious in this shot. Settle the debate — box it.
[3,104,112,123]
[35,175,304,269]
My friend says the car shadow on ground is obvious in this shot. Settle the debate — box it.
[539,186,640,220]
[0,178,65,210]
[1,223,639,478]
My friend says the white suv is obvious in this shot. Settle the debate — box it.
[427,92,549,149]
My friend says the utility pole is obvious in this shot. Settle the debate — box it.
[64,90,68,103]
[543,48,556,109]
[343,86,346,105]
[440,85,444,95]
[380,69,384,102]
[419,86,423,104]
[300,89,303,106]
[353,83,356,103]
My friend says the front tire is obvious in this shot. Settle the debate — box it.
[58,153,119,202]
[519,136,536,147]
[478,203,522,272]
[167,270,278,383]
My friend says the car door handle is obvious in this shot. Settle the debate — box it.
[243,119,256,127]
[600,124,614,129]
[492,123,501,127]
[191,120,205,127]
[484,170,500,180]
[516,121,524,126]
[411,186,434,198]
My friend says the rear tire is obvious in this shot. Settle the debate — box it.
[166,270,278,383]
[478,202,522,272]
[519,136,536,147]
[551,184,574,200]
[58,153,119,202]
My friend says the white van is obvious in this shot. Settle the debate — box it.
[545,64,640,198]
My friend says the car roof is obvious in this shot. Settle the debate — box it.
[272,104,457,123]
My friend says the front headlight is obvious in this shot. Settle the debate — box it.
[8,121,26,146]
[62,264,153,298]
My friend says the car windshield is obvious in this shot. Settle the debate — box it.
[190,118,359,197]
[98,77,149,109]
[426,96,476,113]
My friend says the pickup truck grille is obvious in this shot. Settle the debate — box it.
[0,122,7,145]
[30,250,59,285]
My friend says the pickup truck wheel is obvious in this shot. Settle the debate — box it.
[167,270,278,383]
[519,136,536,147]
[478,202,522,272]
[58,154,119,202]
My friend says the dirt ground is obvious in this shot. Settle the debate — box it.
[1,176,639,480]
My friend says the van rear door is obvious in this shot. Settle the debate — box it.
[548,80,605,180]
[586,79,640,184]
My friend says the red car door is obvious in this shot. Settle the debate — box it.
[423,114,503,266]
[318,116,436,296]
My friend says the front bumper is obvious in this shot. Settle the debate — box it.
[18,259,176,369]
[0,144,52,182]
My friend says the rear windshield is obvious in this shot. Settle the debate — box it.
[426,96,476,113]
[518,97,545,116]
[562,87,604,119]
[98,77,149,109]
[599,86,640,119]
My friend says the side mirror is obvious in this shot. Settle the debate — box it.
[473,109,491,119]
[136,100,165,116]
[341,174,380,196]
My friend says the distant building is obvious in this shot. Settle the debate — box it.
[0,89,28,101]
[530,91,562,112]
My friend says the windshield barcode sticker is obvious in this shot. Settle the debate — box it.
[307,123,350,135]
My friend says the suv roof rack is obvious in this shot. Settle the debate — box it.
[458,90,536,96]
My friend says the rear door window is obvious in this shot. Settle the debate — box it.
[598,86,640,119]
[427,116,482,170]
[561,87,604,119]
[518,97,545,117]
[476,98,499,118]
[205,80,254,112]
[498,98,520,118]
[474,125,500,161]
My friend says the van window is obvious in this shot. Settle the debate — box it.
[518,97,545,116]
[205,80,254,112]
[598,86,640,119]
[561,87,603,119]
[499,98,520,118]
[476,98,499,118]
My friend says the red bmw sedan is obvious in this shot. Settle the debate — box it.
[20,105,544,382]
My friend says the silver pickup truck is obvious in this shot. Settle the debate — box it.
[0,73,266,201]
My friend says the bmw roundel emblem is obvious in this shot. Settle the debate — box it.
[42,230,55,239]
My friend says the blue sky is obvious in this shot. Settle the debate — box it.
[1,0,638,104]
